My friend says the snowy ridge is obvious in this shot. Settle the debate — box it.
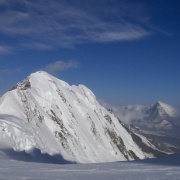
[0,71,153,163]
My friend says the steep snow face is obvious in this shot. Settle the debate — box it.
[0,71,147,163]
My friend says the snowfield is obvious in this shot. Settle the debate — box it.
[0,152,179,180]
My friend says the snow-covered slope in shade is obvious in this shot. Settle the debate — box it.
[0,71,149,163]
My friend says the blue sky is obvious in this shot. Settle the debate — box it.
[0,0,180,107]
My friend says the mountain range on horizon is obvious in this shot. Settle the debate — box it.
[103,101,179,126]
[0,71,179,164]
[102,100,180,154]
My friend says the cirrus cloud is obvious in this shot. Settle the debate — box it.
[0,45,13,54]
[0,0,153,52]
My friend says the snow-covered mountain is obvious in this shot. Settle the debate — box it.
[143,101,178,130]
[148,101,177,119]
[104,101,179,130]
[103,101,180,154]
[0,71,164,163]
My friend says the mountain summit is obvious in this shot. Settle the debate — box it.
[0,71,157,163]
[147,101,177,120]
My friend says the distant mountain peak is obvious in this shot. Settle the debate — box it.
[155,101,162,106]
[99,100,180,154]
[152,101,177,118]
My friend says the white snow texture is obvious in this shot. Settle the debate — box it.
[0,151,179,180]
[0,71,148,163]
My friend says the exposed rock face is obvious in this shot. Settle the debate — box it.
[9,78,31,91]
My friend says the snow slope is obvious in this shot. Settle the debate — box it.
[0,71,153,163]
[0,150,179,180]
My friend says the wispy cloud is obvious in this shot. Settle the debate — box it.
[0,0,152,51]
[0,45,13,54]
[43,60,79,74]
[99,99,146,124]
[0,68,21,74]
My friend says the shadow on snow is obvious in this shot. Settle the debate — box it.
[128,154,180,166]
[0,148,76,165]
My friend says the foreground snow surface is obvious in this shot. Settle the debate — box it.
[0,153,179,180]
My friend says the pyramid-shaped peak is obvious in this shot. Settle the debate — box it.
[9,71,96,101]
[154,101,163,107]
[28,70,73,90]
[153,101,177,117]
